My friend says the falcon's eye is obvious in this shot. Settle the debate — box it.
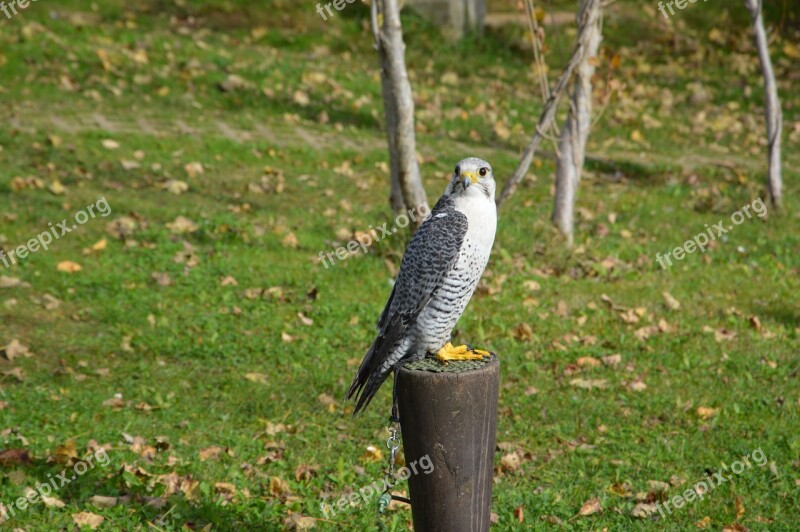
[454,165,460,176]
[479,167,488,177]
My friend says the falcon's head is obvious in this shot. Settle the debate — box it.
[446,157,495,200]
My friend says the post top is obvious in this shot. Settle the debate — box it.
[400,354,497,374]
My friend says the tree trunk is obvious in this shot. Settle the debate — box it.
[552,0,603,244]
[744,0,782,209]
[374,0,429,220]
[496,0,601,209]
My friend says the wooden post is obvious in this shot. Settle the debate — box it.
[397,356,499,532]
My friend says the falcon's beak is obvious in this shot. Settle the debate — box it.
[461,171,478,190]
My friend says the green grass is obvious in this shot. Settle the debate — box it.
[0,0,798,530]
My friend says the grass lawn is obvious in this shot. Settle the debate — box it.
[0,0,798,529]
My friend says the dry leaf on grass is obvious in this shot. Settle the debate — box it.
[41,494,65,508]
[578,497,601,516]
[72,511,105,529]
[244,373,269,385]
[166,216,199,234]
[284,513,316,530]
[1,367,25,382]
[631,502,658,518]
[57,261,82,273]
[198,446,226,461]
[0,449,31,466]
[165,179,189,195]
[696,407,719,420]
[269,476,290,496]
[570,378,608,390]
[0,276,29,288]
[500,452,521,472]
[2,339,32,361]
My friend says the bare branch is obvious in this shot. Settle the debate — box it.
[496,0,601,209]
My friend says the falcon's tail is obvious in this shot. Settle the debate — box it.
[345,338,391,416]
[347,298,412,416]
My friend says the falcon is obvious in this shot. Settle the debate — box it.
[347,157,497,416]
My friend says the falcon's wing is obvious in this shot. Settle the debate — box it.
[347,198,468,414]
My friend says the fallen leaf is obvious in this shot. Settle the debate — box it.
[72,511,104,529]
[165,179,189,195]
[102,396,125,408]
[722,524,748,532]
[48,180,66,195]
[282,232,299,248]
[151,272,172,287]
[513,323,533,341]
[570,378,608,390]
[244,373,269,385]
[714,328,737,342]
[284,513,316,530]
[41,294,61,310]
[106,216,137,238]
[362,445,383,462]
[57,261,82,273]
[663,291,681,310]
[53,440,78,465]
[0,276,29,288]
[695,516,712,528]
[500,452,521,472]
[41,494,65,508]
[269,476,290,496]
[101,139,120,150]
[294,464,319,482]
[166,216,198,234]
[220,275,238,287]
[578,497,601,516]
[576,356,601,368]
[1,367,25,381]
[631,502,657,518]
[696,406,719,420]
[2,339,31,361]
[199,446,225,461]
[0,449,31,466]
[628,379,647,392]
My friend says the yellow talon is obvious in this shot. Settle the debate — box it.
[435,342,490,362]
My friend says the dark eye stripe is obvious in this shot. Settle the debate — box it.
[454,165,460,176]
